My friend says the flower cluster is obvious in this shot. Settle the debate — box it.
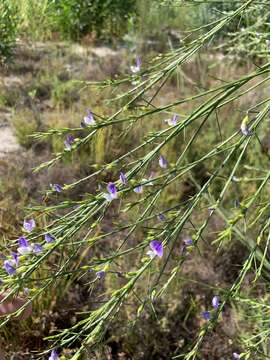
[3,219,55,276]
[64,109,97,151]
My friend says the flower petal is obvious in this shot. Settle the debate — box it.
[150,240,163,258]
[23,219,35,233]
[212,295,220,309]
[45,233,55,243]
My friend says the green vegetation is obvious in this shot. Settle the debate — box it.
[1,1,270,359]
[0,0,18,63]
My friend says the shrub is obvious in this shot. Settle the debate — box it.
[0,0,19,63]
[51,0,137,41]
[10,109,39,148]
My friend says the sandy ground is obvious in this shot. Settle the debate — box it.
[0,126,20,155]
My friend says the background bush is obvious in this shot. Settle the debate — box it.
[50,0,137,42]
[0,0,19,63]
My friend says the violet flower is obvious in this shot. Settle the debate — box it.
[64,134,75,151]
[45,233,55,243]
[33,243,43,254]
[23,219,35,233]
[159,155,168,169]
[52,184,62,193]
[104,182,118,201]
[96,270,106,279]
[119,171,127,185]
[164,114,178,126]
[148,240,164,258]
[18,236,32,255]
[130,56,142,73]
[233,353,240,359]
[11,251,19,266]
[81,109,95,127]
[134,185,143,193]
[49,350,59,360]
[212,295,220,309]
[3,260,16,276]
[202,311,211,321]
[183,237,193,246]
[157,213,166,221]
[180,237,193,255]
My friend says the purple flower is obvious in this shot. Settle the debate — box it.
[23,219,35,233]
[104,182,118,201]
[18,236,32,255]
[33,243,43,254]
[23,287,29,296]
[45,233,55,243]
[11,251,19,266]
[233,353,240,359]
[183,237,193,246]
[202,311,211,321]
[130,56,141,73]
[159,155,168,169]
[3,260,16,276]
[64,134,75,151]
[212,295,220,309]
[96,270,106,279]
[81,109,95,127]
[134,185,143,193]
[52,184,62,193]
[157,213,166,221]
[119,172,127,185]
[49,350,59,360]
[149,240,163,258]
[180,238,193,255]
[165,114,178,126]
